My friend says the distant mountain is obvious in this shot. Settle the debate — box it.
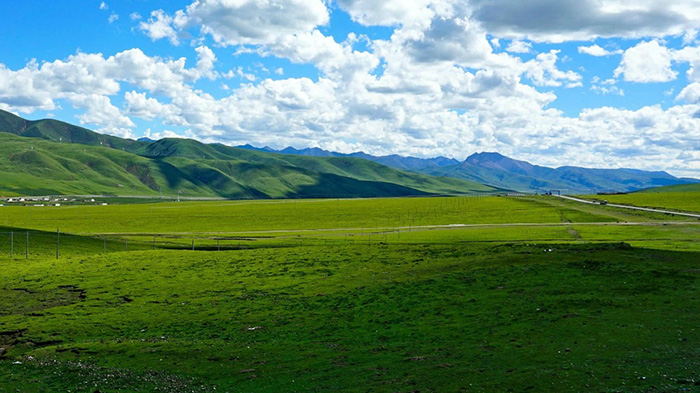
[239,145,698,194]
[430,152,696,194]
[238,145,460,172]
[3,108,693,196]
[0,111,497,198]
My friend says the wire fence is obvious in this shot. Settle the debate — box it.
[0,226,417,260]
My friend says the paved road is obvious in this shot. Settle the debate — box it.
[556,195,700,219]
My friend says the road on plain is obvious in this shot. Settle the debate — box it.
[556,195,700,219]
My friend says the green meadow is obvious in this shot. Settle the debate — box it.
[592,191,700,214]
[0,195,699,392]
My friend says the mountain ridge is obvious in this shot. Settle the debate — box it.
[1,109,696,195]
[239,145,698,194]
[0,110,498,198]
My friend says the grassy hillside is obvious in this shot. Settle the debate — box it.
[637,182,700,193]
[0,109,145,151]
[0,133,497,198]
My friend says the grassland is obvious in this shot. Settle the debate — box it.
[0,195,698,392]
[583,190,700,214]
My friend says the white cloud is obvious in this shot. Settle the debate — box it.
[591,85,624,96]
[614,41,677,83]
[336,0,434,27]
[140,0,330,47]
[108,13,119,24]
[267,30,379,81]
[506,40,532,54]
[677,82,700,103]
[524,50,582,87]
[99,2,108,11]
[673,46,700,82]
[578,45,622,57]
[140,10,182,45]
[130,12,142,21]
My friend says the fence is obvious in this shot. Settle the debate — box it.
[0,226,415,260]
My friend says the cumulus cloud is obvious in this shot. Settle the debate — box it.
[140,10,182,45]
[140,0,329,47]
[336,0,433,27]
[614,41,677,83]
[677,82,700,103]
[578,44,622,57]
[0,47,223,136]
[506,40,533,54]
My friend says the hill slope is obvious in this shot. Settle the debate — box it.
[637,183,700,193]
[0,109,145,151]
[0,133,497,198]
[430,153,695,194]
[240,144,697,194]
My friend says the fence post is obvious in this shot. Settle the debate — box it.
[192,240,195,251]
[125,239,128,251]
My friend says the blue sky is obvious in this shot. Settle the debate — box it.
[0,0,699,176]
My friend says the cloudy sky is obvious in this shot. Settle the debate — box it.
[1,0,699,176]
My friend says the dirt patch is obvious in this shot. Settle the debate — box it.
[0,329,26,357]
[0,285,87,317]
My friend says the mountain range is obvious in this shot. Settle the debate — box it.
[239,145,698,194]
[0,109,696,197]
[0,110,496,198]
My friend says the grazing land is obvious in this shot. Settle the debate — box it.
[0,195,698,392]
[586,191,700,214]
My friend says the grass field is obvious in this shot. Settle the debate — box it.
[0,195,698,392]
[585,191,700,214]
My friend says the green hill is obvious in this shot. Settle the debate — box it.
[0,132,497,199]
[637,183,700,193]
[0,109,145,151]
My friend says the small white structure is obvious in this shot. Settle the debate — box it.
[55,203,61,207]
